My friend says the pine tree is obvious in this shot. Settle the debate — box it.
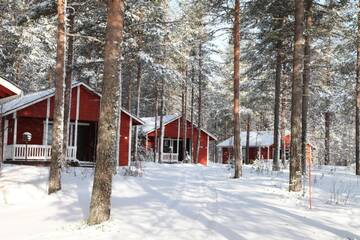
[195,43,203,164]
[63,7,75,163]
[48,0,66,195]
[356,0,360,176]
[301,0,313,174]
[88,0,124,225]
[289,0,304,192]
[233,0,242,178]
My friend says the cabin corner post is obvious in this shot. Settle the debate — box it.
[44,97,51,160]
[12,112,17,161]
[128,117,132,166]
[74,85,80,159]
[176,118,180,161]
[3,119,8,161]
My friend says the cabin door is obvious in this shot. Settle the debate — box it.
[178,140,191,162]
[76,123,97,162]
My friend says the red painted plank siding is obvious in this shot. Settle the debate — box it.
[16,118,44,144]
[17,85,100,122]
[78,86,100,121]
[119,113,130,166]
[0,85,18,98]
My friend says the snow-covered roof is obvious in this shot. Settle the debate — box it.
[0,86,55,116]
[217,131,274,148]
[140,114,180,134]
[0,81,144,125]
[0,76,23,95]
[140,114,217,140]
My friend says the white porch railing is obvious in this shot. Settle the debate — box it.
[156,153,179,163]
[5,144,77,161]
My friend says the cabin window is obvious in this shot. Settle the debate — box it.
[45,123,53,145]
[163,139,172,153]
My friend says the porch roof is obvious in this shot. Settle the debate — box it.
[140,114,217,140]
[0,81,144,125]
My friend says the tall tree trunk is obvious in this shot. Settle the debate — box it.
[127,71,132,112]
[154,79,158,162]
[63,8,75,163]
[158,77,165,163]
[233,0,242,178]
[281,92,287,167]
[134,58,141,161]
[324,112,331,165]
[190,68,195,163]
[245,114,250,165]
[289,0,304,192]
[87,0,124,225]
[324,36,332,166]
[48,0,66,195]
[356,0,360,175]
[195,43,203,164]
[301,0,312,174]
[182,69,188,162]
[214,118,218,163]
[273,24,283,171]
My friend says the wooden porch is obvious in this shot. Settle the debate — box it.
[4,144,77,161]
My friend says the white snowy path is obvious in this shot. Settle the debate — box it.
[0,163,359,240]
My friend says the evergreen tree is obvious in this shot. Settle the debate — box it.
[48,0,66,195]
[88,0,124,225]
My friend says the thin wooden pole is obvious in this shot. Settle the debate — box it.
[45,98,50,160]
[308,155,312,209]
[12,112,17,161]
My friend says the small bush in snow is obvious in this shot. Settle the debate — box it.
[327,179,355,205]
[252,159,271,175]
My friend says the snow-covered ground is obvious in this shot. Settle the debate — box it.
[0,163,359,240]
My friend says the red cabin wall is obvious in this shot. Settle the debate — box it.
[16,118,44,144]
[192,129,208,165]
[78,87,100,121]
[119,112,131,166]
[0,85,17,98]
[17,85,100,122]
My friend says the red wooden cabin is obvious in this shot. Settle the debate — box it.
[0,81,143,166]
[140,115,217,165]
[217,131,314,164]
